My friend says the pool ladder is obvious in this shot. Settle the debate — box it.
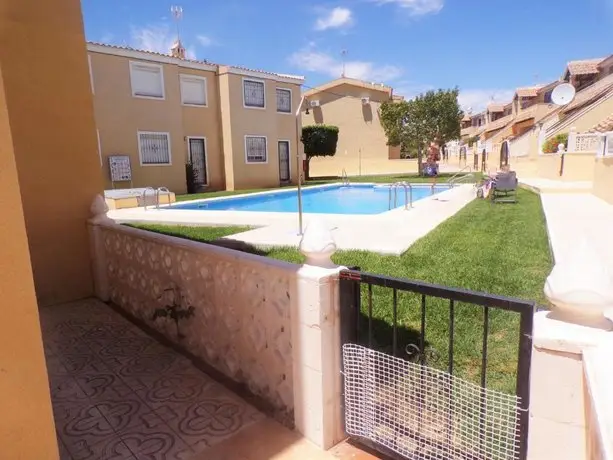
[388,182,413,210]
[142,187,172,210]
[341,169,350,186]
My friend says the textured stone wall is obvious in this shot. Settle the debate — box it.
[100,224,296,414]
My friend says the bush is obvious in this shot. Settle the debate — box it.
[301,125,339,179]
[185,163,198,194]
[542,133,568,153]
[301,125,339,157]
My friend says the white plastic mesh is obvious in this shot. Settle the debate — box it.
[343,343,522,460]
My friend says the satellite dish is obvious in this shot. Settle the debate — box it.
[551,83,576,106]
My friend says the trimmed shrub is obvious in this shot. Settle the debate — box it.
[542,133,568,153]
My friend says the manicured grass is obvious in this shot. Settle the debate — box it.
[129,188,552,393]
[176,173,458,202]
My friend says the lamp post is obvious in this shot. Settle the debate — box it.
[295,96,305,235]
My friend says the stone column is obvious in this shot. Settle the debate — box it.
[528,242,613,460]
[290,219,345,449]
[87,194,115,302]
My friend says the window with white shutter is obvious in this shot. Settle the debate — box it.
[243,79,265,108]
[138,132,171,165]
[130,62,165,99]
[245,136,267,163]
[180,74,207,106]
[276,88,291,113]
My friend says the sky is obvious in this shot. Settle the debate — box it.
[81,0,613,112]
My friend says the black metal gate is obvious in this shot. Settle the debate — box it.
[339,269,534,460]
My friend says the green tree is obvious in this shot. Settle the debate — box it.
[301,125,339,179]
[379,88,463,174]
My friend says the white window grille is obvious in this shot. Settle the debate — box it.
[244,79,265,108]
[180,74,207,106]
[138,132,171,165]
[130,62,164,99]
[276,88,291,113]
[245,136,267,163]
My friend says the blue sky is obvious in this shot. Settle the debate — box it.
[81,0,613,111]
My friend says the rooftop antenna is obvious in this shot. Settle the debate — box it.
[171,5,183,43]
[341,49,347,78]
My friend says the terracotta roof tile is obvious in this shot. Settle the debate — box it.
[588,113,613,133]
[484,114,514,133]
[567,58,605,76]
[487,103,505,112]
[562,72,613,113]
[461,114,471,122]
[86,41,304,81]
[516,86,542,98]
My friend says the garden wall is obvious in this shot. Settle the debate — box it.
[88,204,345,449]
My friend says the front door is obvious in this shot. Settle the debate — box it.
[188,138,207,188]
[278,140,290,183]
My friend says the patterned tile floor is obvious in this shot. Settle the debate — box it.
[40,299,264,460]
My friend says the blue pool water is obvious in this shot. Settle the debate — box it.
[170,184,448,215]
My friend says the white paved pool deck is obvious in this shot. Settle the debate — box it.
[107,183,477,255]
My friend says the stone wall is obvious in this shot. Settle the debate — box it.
[98,223,296,415]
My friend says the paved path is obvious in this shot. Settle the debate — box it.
[539,193,613,267]
[41,299,341,460]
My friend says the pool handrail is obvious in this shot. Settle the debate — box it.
[155,187,171,209]
[141,187,156,211]
[388,182,412,210]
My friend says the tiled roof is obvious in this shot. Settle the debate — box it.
[567,58,605,76]
[562,72,613,114]
[86,41,304,81]
[461,114,471,122]
[487,103,505,112]
[588,114,613,133]
[516,86,542,98]
[484,114,513,133]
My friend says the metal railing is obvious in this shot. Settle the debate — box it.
[341,169,350,185]
[155,187,171,209]
[339,268,535,460]
[388,182,412,210]
[141,187,156,210]
[448,165,476,188]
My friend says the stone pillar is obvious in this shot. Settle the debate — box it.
[290,220,345,449]
[88,194,115,302]
[528,243,613,459]
[568,127,577,153]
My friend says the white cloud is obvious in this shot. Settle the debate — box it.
[314,7,354,30]
[373,0,444,16]
[196,35,214,47]
[457,89,515,113]
[130,24,197,59]
[289,45,402,82]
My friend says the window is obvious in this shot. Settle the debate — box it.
[544,90,553,104]
[138,132,171,165]
[276,88,292,113]
[130,62,164,99]
[243,79,265,108]
[245,136,267,163]
[180,74,207,106]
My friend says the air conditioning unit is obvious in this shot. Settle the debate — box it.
[310,100,320,107]
[361,97,370,105]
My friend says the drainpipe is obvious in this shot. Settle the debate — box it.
[295,95,305,235]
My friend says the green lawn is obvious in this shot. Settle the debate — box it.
[130,188,552,393]
[176,172,458,202]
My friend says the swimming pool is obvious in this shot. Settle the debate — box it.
[170,184,448,215]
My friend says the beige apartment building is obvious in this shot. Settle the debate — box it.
[301,78,404,177]
[88,42,304,193]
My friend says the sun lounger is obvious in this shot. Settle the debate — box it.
[491,172,518,203]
